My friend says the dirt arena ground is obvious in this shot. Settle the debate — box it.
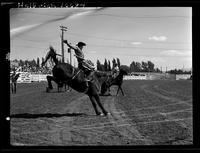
[10,80,192,146]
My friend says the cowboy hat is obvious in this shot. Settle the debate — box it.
[76,42,86,47]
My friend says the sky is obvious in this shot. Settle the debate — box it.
[10,7,192,70]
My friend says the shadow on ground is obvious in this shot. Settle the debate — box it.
[10,113,87,119]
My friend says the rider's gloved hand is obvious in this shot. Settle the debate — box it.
[63,40,68,44]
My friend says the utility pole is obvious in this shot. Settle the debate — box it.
[68,45,72,65]
[60,25,67,63]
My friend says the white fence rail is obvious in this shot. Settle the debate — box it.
[14,72,191,83]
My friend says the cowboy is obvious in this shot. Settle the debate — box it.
[10,68,19,94]
[63,40,94,87]
[112,63,119,78]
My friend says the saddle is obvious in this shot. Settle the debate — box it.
[82,59,95,71]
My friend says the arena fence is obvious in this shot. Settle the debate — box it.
[14,72,191,83]
[124,73,177,80]
[16,72,49,83]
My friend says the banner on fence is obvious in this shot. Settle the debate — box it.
[16,72,48,83]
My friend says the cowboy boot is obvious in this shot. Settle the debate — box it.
[84,71,93,87]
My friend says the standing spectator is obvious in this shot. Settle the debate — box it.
[11,69,20,94]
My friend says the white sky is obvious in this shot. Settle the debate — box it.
[10,7,192,70]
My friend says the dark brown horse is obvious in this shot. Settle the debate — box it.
[42,46,110,116]
[101,69,128,96]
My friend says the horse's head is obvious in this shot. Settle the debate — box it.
[119,69,128,76]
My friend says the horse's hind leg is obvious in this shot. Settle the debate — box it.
[89,95,101,115]
[116,86,120,96]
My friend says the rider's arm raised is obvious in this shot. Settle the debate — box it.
[63,40,77,50]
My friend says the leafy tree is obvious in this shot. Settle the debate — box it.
[97,59,102,71]
[112,58,117,69]
[147,61,155,72]
[19,60,24,67]
[135,62,142,72]
[24,60,29,66]
[130,61,136,72]
[155,68,161,73]
[117,58,121,67]
[104,59,108,71]
[108,60,111,71]
[37,57,40,68]
[141,61,148,72]
[31,59,37,67]
[120,65,130,73]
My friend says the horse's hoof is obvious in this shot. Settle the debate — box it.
[46,87,52,92]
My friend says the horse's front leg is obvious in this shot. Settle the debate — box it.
[117,85,125,96]
[46,76,60,92]
[46,76,54,90]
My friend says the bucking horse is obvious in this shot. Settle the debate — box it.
[42,46,112,116]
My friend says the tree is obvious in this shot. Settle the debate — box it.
[108,60,111,71]
[31,59,37,67]
[37,57,40,67]
[24,60,29,66]
[120,65,130,73]
[112,58,117,69]
[141,61,148,72]
[147,61,155,72]
[96,59,102,71]
[104,59,108,71]
[135,62,142,72]
[117,58,121,68]
[19,59,24,67]
[155,68,161,73]
[130,61,136,72]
